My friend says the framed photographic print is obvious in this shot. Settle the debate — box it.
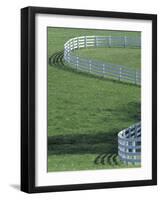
[21,6,157,193]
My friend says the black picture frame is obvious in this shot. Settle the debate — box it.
[21,6,157,193]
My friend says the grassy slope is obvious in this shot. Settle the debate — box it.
[48,27,141,172]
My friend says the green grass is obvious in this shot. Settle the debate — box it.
[74,47,141,69]
[48,27,141,172]
[48,154,140,172]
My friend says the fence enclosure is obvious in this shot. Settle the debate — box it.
[64,36,141,85]
[118,123,141,165]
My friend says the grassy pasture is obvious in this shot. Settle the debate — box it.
[74,47,141,69]
[48,27,141,172]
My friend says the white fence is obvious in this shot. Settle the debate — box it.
[118,123,141,165]
[64,36,141,85]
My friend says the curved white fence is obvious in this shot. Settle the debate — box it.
[118,123,141,164]
[64,35,141,165]
[64,36,141,85]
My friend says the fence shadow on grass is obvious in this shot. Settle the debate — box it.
[94,153,123,166]
[48,131,123,166]
[48,130,118,155]
[49,51,65,66]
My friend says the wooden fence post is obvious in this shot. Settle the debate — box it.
[95,36,97,47]
[119,67,122,81]
[72,38,74,51]
[135,70,137,84]
[76,56,79,70]
[107,36,109,47]
[124,36,127,48]
[77,37,79,49]
[109,36,112,47]
[103,64,105,77]
[125,141,129,165]
[84,36,87,48]
[89,60,92,73]
[132,140,136,165]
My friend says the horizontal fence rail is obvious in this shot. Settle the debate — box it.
[63,35,141,165]
[118,123,141,164]
[64,36,141,85]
